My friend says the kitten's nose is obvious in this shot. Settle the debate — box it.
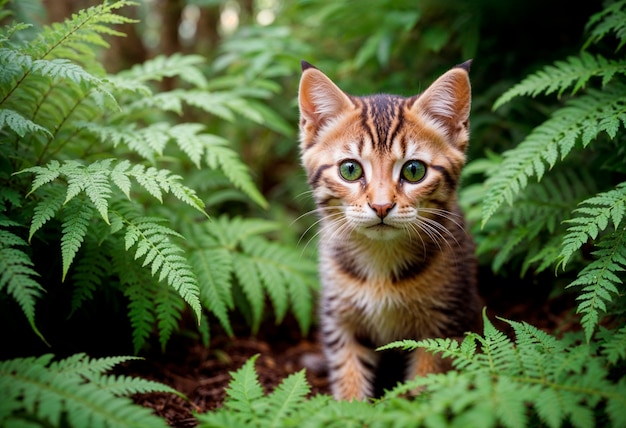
[369,202,395,219]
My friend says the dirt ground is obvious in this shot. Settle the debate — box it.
[125,275,579,427]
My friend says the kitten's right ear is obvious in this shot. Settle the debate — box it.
[298,62,353,134]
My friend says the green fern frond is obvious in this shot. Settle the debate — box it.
[20,159,206,219]
[60,196,95,281]
[182,217,317,339]
[0,108,51,137]
[119,262,157,354]
[117,213,201,322]
[241,235,317,332]
[68,235,112,316]
[154,284,185,351]
[584,0,626,50]
[199,354,311,428]
[232,252,265,333]
[203,135,268,208]
[223,355,265,417]
[600,325,626,364]
[0,353,171,428]
[483,84,626,227]
[27,1,137,62]
[378,311,626,428]
[494,53,626,108]
[115,53,207,87]
[0,226,45,343]
[265,369,310,426]
[188,245,235,336]
[559,182,626,267]
[28,185,65,241]
[567,227,626,341]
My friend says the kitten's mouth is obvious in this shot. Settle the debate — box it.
[367,222,396,230]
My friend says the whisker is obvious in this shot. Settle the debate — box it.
[418,207,466,233]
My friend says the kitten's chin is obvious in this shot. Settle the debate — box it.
[359,225,404,241]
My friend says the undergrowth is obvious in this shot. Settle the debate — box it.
[198,311,626,428]
[0,0,316,355]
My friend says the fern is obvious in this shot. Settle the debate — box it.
[0,352,175,427]
[117,213,201,322]
[493,52,626,108]
[584,0,626,50]
[183,216,318,336]
[200,311,626,428]
[567,228,626,341]
[196,354,312,428]
[483,84,626,226]
[559,182,626,267]
[0,221,45,342]
[378,311,626,428]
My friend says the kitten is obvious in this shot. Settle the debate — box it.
[297,61,482,401]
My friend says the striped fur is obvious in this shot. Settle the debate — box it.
[298,61,481,401]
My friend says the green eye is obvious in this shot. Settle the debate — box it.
[401,160,427,182]
[339,160,363,181]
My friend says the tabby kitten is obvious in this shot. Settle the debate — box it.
[298,61,482,401]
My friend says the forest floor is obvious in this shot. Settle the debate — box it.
[124,275,580,427]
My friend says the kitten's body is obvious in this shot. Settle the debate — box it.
[298,61,481,401]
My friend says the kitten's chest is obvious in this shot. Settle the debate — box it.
[320,244,447,342]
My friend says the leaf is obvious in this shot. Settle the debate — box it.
[0,108,52,137]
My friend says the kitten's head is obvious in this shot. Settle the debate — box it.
[298,61,471,242]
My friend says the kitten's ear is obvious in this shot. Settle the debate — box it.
[299,61,353,135]
[413,61,472,150]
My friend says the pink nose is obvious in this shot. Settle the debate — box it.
[369,203,395,219]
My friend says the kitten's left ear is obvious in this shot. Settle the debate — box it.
[412,60,472,150]
[298,61,353,138]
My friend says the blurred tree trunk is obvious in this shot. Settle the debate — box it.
[195,6,221,58]
[103,4,147,73]
[159,0,184,90]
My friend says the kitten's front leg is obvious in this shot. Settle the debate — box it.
[406,347,452,389]
[323,319,378,400]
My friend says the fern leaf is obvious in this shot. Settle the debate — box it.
[91,373,181,397]
[28,185,65,241]
[559,182,626,267]
[0,353,170,428]
[0,108,52,137]
[68,236,112,316]
[494,53,626,108]
[483,85,626,227]
[189,247,234,336]
[116,53,207,87]
[168,123,205,167]
[66,159,113,223]
[203,136,268,208]
[0,228,45,343]
[27,1,137,61]
[376,339,420,352]
[224,355,265,418]
[600,325,626,364]
[119,264,157,354]
[60,197,94,281]
[567,227,626,341]
[30,58,104,86]
[584,0,626,50]
[232,252,264,333]
[266,369,310,427]
[119,214,202,322]
[154,285,184,351]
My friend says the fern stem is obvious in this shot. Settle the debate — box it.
[35,92,88,166]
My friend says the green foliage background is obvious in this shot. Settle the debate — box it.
[1,0,625,426]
